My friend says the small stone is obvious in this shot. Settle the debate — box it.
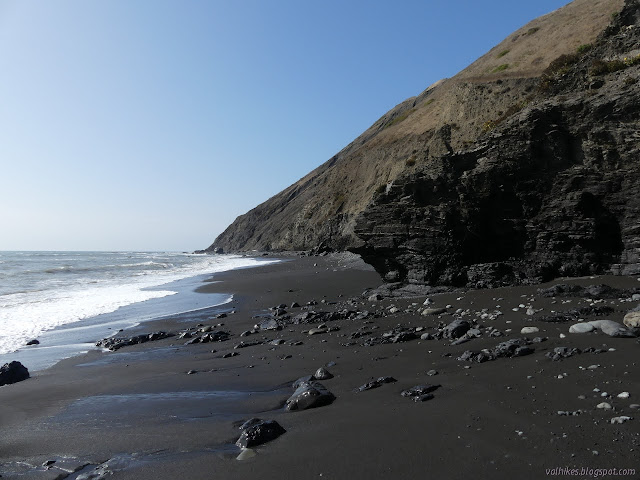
[420,332,434,340]
[520,326,539,335]
[426,369,438,376]
[368,293,382,302]
[222,352,239,358]
[314,367,333,380]
[623,311,640,328]
[597,402,612,410]
[569,323,595,334]
[308,327,328,335]
[617,392,630,399]
[388,307,400,314]
[26,339,40,346]
[187,369,197,375]
[236,419,286,448]
[610,416,632,424]
[422,308,447,316]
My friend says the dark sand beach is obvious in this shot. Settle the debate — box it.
[1,254,639,479]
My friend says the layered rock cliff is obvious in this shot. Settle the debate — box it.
[355,0,640,287]
[208,0,640,287]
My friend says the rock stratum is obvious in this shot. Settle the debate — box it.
[208,0,640,288]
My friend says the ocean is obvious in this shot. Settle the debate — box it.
[0,251,279,371]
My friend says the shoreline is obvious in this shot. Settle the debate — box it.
[1,254,639,479]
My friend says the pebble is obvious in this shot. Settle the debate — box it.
[569,323,595,334]
[520,326,539,335]
[426,370,439,376]
[617,392,630,399]
[597,402,612,410]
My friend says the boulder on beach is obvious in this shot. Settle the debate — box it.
[569,323,595,334]
[0,361,30,386]
[285,381,335,411]
[588,320,637,338]
[236,419,286,448]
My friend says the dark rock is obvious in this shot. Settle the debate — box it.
[285,381,335,411]
[356,376,397,392]
[222,352,239,358]
[95,331,174,351]
[546,346,582,361]
[0,361,30,386]
[401,384,441,397]
[236,419,286,448]
[291,302,300,308]
[443,319,471,339]
[26,339,39,346]
[293,375,315,389]
[458,338,534,363]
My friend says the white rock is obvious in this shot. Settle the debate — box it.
[623,311,640,328]
[388,307,399,314]
[632,293,640,301]
[569,323,595,334]
[597,402,612,410]
[617,392,630,399]
[526,308,536,316]
[521,326,539,334]
[610,416,632,424]
[559,333,566,339]
[423,298,432,305]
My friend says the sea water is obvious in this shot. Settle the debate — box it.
[0,251,278,370]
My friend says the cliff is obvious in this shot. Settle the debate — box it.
[208,0,640,288]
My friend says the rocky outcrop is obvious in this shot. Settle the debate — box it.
[0,361,30,386]
[354,1,640,287]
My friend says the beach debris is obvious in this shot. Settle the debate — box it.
[236,419,286,448]
[96,331,174,351]
[0,361,30,386]
[285,381,336,411]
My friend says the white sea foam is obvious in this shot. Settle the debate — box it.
[0,253,278,355]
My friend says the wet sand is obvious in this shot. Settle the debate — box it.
[1,254,639,479]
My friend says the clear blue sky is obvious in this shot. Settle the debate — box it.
[0,0,570,251]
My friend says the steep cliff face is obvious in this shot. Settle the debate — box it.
[354,0,640,287]
[209,0,624,253]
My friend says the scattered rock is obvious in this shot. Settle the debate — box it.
[546,347,581,361]
[597,402,612,410]
[356,376,397,392]
[610,416,633,424]
[569,323,595,334]
[222,352,239,358]
[426,369,438,376]
[617,392,630,399]
[236,419,286,448]
[401,384,441,397]
[254,318,281,331]
[589,320,637,338]
[520,326,539,335]
[0,361,30,386]
[414,394,435,402]
[314,367,333,380]
[422,308,447,316]
[96,331,174,351]
[26,339,40,346]
[443,319,470,339]
[285,381,336,411]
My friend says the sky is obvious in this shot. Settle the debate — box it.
[0,0,572,252]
